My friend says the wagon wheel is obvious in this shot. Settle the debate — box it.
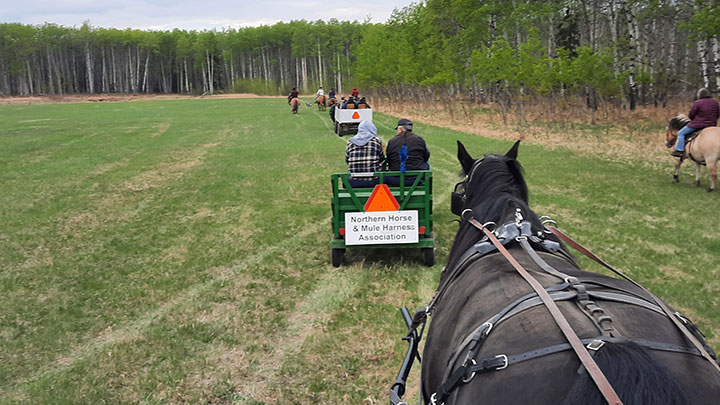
[422,247,435,267]
[331,248,345,267]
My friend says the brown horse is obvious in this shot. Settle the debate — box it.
[316,94,326,111]
[665,114,720,192]
[327,97,337,108]
[289,97,299,114]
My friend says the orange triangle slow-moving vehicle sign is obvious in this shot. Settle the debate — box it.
[364,184,400,212]
[352,111,360,119]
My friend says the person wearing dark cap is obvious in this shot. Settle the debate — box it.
[385,118,430,186]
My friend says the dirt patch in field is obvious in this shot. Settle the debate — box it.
[375,99,684,164]
[0,93,292,105]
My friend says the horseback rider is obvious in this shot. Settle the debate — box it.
[671,88,720,157]
[329,88,336,99]
[288,87,299,104]
[316,86,325,103]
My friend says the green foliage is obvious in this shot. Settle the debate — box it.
[230,78,279,95]
[685,1,720,39]
[0,0,710,102]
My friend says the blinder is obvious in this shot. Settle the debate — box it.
[451,155,489,217]
[451,180,466,216]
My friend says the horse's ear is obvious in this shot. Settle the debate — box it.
[457,141,475,174]
[505,140,521,160]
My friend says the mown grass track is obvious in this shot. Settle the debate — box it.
[1,98,718,403]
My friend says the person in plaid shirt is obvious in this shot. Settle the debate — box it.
[345,120,385,188]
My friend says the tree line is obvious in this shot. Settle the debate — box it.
[1,0,719,110]
[355,0,720,111]
[0,20,361,97]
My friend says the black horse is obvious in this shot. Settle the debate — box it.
[415,141,720,404]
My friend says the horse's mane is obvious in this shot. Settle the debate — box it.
[668,114,690,130]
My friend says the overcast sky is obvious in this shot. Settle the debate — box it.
[1,0,417,31]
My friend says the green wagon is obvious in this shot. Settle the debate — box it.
[330,170,435,267]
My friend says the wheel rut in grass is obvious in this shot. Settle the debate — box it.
[7,218,329,400]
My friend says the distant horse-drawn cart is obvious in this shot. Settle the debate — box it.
[331,102,372,136]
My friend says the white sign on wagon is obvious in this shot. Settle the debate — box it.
[345,210,419,245]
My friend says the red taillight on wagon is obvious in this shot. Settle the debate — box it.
[339,228,345,236]
[419,226,426,234]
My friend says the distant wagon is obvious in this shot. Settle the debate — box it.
[329,170,434,266]
[331,99,372,136]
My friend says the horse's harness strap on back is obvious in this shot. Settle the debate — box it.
[547,226,720,374]
[437,284,670,392]
[465,335,704,376]
[462,212,624,405]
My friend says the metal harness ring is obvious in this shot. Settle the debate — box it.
[541,217,558,233]
[462,359,477,383]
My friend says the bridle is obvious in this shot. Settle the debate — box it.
[451,155,489,216]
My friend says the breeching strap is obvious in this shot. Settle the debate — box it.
[547,226,720,374]
[466,217,623,405]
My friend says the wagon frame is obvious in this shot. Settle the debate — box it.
[330,170,434,266]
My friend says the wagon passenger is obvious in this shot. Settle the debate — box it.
[671,88,720,157]
[345,120,385,188]
[385,118,430,186]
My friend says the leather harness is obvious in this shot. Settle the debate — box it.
[391,156,719,405]
[416,212,719,405]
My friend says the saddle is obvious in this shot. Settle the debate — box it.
[684,131,700,146]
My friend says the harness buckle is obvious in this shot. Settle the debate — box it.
[462,359,477,383]
[481,321,493,336]
[430,392,441,405]
[515,208,523,226]
[587,339,606,352]
[494,354,509,370]
[564,276,579,284]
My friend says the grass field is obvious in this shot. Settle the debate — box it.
[1,97,719,403]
